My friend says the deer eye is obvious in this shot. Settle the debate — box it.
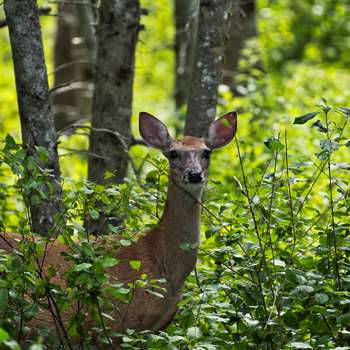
[168,150,179,159]
[203,150,211,159]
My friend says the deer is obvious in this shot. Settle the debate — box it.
[0,111,237,348]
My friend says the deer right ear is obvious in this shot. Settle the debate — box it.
[139,112,172,150]
[205,111,237,149]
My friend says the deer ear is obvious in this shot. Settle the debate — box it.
[205,111,237,149]
[139,112,172,150]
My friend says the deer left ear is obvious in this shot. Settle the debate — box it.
[205,111,237,149]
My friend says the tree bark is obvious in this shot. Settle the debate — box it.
[86,0,140,233]
[52,2,97,131]
[88,0,140,184]
[174,0,199,109]
[184,0,232,137]
[4,0,63,236]
[222,0,257,90]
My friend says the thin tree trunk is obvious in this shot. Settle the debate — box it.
[52,2,96,131]
[222,0,257,90]
[174,0,199,109]
[4,0,63,236]
[87,0,140,233]
[184,0,232,137]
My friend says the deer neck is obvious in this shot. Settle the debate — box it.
[160,180,203,243]
[158,180,204,292]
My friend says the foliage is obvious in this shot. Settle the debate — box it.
[1,103,349,349]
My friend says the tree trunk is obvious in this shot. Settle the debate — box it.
[86,0,140,233]
[4,0,63,236]
[184,0,232,137]
[52,2,96,131]
[222,0,257,90]
[174,0,199,109]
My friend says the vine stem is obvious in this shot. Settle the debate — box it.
[324,109,341,288]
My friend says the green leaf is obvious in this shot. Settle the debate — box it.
[320,139,339,152]
[88,208,99,220]
[3,340,21,350]
[73,263,92,272]
[146,170,158,183]
[205,226,219,239]
[100,257,119,268]
[179,242,198,251]
[336,107,350,116]
[222,118,230,127]
[4,134,18,150]
[35,146,49,162]
[0,328,9,342]
[0,290,8,310]
[146,289,164,299]
[337,313,350,326]
[104,171,114,179]
[292,285,314,295]
[315,293,329,305]
[31,194,42,206]
[264,137,284,151]
[120,239,132,247]
[311,120,328,133]
[293,112,319,124]
[345,140,350,147]
[187,326,201,338]
[289,342,312,349]
[129,260,141,271]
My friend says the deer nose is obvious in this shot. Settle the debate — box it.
[187,170,203,184]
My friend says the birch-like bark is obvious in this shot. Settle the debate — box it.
[184,0,232,137]
[4,0,63,236]
[174,0,198,109]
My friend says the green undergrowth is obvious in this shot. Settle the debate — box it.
[0,103,349,349]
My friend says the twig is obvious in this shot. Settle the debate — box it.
[235,136,269,314]
[0,6,52,28]
[48,0,98,8]
[49,78,78,93]
[324,109,341,288]
[59,148,111,160]
[48,59,95,76]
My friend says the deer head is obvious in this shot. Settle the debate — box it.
[139,111,237,194]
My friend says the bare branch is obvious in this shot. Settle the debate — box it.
[49,78,78,94]
[48,59,95,76]
[48,0,98,8]
[0,6,52,28]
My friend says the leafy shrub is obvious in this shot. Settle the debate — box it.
[0,103,349,349]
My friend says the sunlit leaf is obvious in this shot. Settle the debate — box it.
[129,260,141,271]
[289,342,312,349]
[264,137,284,151]
[293,112,319,124]
[73,263,92,272]
[0,328,9,342]
[88,208,99,220]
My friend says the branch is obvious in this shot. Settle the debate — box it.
[58,124,149,149]
[59,147,110,160]
[48,0,98,8]
[49,78,78,94]
[48,59,95,76]
[0,6,52,28]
